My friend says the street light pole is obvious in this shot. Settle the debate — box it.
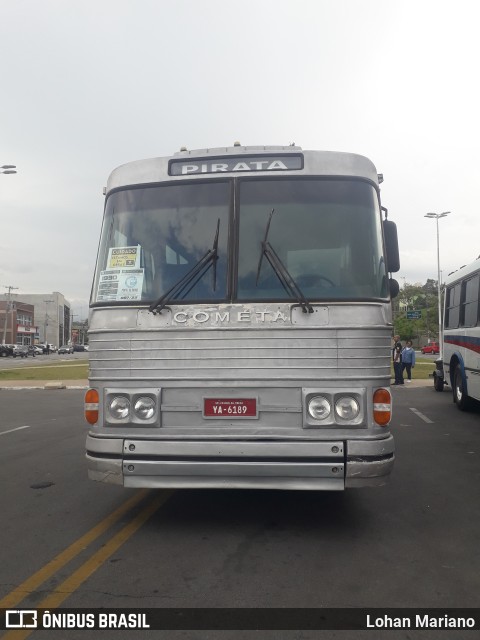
[2,285,19,344]
[0,164,17,175]
[1,167,18,344]
[43,300,54,349]
[70,312,78,345]
[424,211,450,359]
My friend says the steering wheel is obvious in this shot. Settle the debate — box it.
[295,274,336,288]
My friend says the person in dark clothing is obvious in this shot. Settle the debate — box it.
[392,335,404,385]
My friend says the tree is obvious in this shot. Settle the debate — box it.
[393,280,439,342]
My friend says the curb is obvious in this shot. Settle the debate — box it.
[0,381,89,391]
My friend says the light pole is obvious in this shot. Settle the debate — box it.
[70,312,78,345]
[1,167,18,344]
[0,164,17,175]
[43,300,54,349]
[424,211,450,358]
[2,285,19,344]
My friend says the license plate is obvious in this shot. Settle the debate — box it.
[204,398,257,418]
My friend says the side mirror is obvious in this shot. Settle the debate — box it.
[389,278,400,298]
[383,220,400,273]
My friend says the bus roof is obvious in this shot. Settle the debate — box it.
[105,145,381,195]
[445,257,480,286]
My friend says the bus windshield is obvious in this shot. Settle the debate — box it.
[93,181,231,304]
[92,177,388,305]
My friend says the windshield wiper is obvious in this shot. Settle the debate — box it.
[255,208,313,314]
[149,219,220,314]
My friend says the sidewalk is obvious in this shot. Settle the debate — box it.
[0,380,89,390]
[390,379,432,388]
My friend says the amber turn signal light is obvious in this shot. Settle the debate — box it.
[85,388,99,425]
[373,388,391,426]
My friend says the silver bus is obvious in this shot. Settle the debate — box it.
[85,144,400,490]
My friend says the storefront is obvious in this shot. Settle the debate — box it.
[0,301,36,345]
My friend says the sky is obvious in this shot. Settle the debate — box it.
[1,0,479,319]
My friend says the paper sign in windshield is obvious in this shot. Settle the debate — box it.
[97,269,144,301]
[107,246,141,269]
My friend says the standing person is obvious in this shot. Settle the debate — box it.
[402,340,416,382]
[392,335,404,385]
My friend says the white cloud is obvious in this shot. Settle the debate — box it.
[1,0,479,313]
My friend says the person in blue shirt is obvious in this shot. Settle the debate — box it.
[401,340,416,382]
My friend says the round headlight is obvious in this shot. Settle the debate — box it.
[308,396,331,420]
[134,396,156,420]
[109,396,130,419]
[335,396,360,420]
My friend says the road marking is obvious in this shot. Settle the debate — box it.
[0,425,31,436]
[409,407,434,423]
[0,489,150,609]
[1,491,171,640]
[39,491,171,607]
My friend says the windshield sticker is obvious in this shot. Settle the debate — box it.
[107,246,141,269]
[97,268,144,301]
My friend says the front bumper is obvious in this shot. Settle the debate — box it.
[86,434,394,490]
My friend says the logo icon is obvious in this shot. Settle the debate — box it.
[5,610,38,629]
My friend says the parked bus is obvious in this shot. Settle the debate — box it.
[85,144,400,490]
[434,257,480,410]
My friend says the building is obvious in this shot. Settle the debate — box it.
[0,292,71,347]
[0,300,36,345]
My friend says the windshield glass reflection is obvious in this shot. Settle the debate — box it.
[93,182,230,304]
[238,179,387,300]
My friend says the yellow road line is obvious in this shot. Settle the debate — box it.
[2,491,170,640]
[0,489,149,609]
[42,491,170,607]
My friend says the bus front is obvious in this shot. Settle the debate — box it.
[85,145,399,490]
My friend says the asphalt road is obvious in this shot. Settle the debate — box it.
[0,385,479,639]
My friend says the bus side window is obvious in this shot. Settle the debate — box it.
[461,275,480,327]
[446,283,461,329]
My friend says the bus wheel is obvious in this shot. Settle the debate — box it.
[434,373,444,392]
[453,366,470,411]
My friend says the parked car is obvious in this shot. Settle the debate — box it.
[13,345,29,358]
[0,344,15,357]
[58,345,74,354]
[73,344,86,352]
[31,345,44,355]
[48,344,57,353]
[421,341,440,354]
[27,345,41,357]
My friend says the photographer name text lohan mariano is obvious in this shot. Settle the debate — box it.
[367,614,476,629]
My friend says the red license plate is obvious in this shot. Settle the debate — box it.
[204,398,257,418]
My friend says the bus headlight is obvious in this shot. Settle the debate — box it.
[307,396,331,420]
[109,396,131,419]
[134,396,156,420]
[335,396,360,420]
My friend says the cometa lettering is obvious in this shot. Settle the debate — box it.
[173,310,289,324]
